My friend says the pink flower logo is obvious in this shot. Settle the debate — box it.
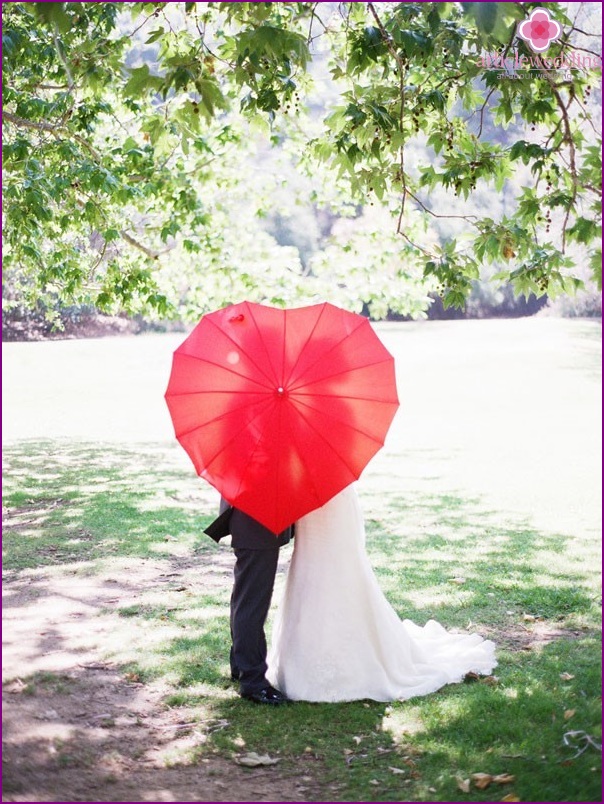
[517,8,562,53]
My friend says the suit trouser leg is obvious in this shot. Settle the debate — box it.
[230,546,279,695]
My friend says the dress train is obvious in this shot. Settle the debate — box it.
[267,485,497,702]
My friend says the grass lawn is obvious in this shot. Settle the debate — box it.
[2,317,601,802]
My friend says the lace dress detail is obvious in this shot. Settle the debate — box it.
[267,484,497,702]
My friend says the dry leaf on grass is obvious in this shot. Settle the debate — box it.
[564,709,576,720]
[456,777,471,792]
[500,794,521,802]
[448,577,466,584]
[472,772,494,789]
[236,752,280,767]
[472,772,516,789]
[559,672,575,681]
[465,672,499,685]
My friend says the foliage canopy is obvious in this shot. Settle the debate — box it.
[2,1,602,322]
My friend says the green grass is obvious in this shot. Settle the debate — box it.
[3,439,601,802]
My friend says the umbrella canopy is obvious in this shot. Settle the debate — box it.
[165,301,399,533]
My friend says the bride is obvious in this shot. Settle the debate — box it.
[267,484,496,702]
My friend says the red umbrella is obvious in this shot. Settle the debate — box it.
[165,301,399,533]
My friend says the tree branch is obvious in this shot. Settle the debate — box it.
[120,230,168,260]
[4,110,106,163]
[3,111,58,132]
[367,3,408,228]
[541,76,579,251]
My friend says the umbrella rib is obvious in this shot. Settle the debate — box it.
[166,388,269,398]
[170,353,273,391]
[294,392,399,405]
[170,396,272,439]
[291,397,390,447]
[290,403,368,478]
[184,397,275,470]
[289,355,396,394]
[229,406,279,507]
[282,302,329,388]
[284,415,327,512]
[285,307,368,389]
[238,302,282,387]
[204,313,279,388]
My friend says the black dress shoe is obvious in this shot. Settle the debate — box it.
[241,685,290,705]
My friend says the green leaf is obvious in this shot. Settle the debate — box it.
[475,2,498,34]
[34,2,71,34]
[589,250,602,289]
[123,65,163,98]
[566,217,601,245]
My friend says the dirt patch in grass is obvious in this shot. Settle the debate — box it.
[2,560,314,803]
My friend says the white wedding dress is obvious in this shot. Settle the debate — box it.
[267,484,496,702]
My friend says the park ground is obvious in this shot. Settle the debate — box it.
[2,316,602,803]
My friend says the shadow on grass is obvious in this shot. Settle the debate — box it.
[118,613,601,803]
[364,490,598,634]
[3,440,220,570]
[3,440,601,802]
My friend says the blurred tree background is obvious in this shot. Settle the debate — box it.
[2,1,601,337]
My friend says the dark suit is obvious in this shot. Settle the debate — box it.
[204,499,293,695]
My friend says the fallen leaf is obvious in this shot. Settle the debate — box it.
[456,777,471,792]
[472,772,493,790]
[389,767,406,775]
[560,672,575,682]
[448,577,466,584]
[501,795,521,802]
[369,779,380,786]
[522,613,536,622]
[564,709,576,720]
[353,735,363,745]
[494,774,516,785]
[472,772,515,790]
[482,675,500,686]
[236,752,280,767]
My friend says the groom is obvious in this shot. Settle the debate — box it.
[204,499,293,705]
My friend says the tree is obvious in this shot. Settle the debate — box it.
[2,1,601,323]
